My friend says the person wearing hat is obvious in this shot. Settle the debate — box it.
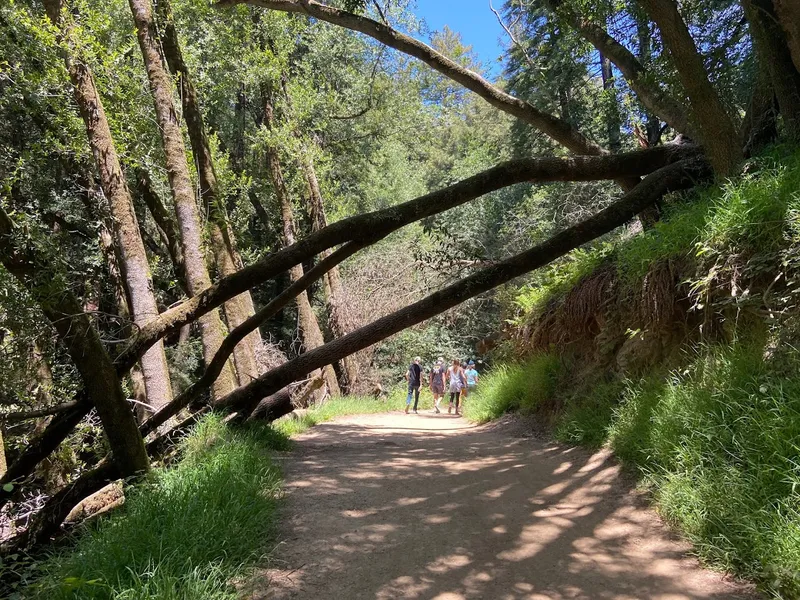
[429,358,446,414]
[405,356,423,414]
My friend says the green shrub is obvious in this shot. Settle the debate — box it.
[463,353,562,423]
[554,378,626,447]
[29,415,286,600]
[608,345,800,597]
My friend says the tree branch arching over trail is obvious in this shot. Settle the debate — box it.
[215,0,607,157]
[218,158,712,416]
[117,145,696,373]
[140,241,369,436]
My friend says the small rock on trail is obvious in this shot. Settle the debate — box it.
[245,412,760,600]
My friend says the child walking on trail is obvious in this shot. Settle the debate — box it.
[447,359,466,415]
[429,358,446,414]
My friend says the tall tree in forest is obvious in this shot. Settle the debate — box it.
[127,0,238,399]
[261,85,341,397]
[155,0,262,386]
[43,0,174,416]
[741,0,800,140]
[300,145,359,391]
[640,0,742,175]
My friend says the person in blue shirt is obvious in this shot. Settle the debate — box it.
[464,361,479,400]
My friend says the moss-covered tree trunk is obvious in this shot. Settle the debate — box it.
[0,209,149,476]
[742,0,800,141]
[44,0,173,416]
[127,0,237,399]
[261,92,340,398]
[774,0,800,74]
[155,0,262,386]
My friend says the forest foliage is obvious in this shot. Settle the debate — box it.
[1,0,800,596]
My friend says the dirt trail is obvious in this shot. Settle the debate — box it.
[246,412,760,600]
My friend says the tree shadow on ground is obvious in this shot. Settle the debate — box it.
[243,414,760,600]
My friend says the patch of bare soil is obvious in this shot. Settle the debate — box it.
[244,412,760,600]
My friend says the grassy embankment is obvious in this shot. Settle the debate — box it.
[25,395,402,599]
[465,148,800,598]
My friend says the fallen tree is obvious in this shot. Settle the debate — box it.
[0,157,711,552]
[214,157,712,414]
[119,145,697,373]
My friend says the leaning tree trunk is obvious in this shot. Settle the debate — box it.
[82,178,150,415]
[127,0,237,399]
[774,0,800,74]
[742,0,800,141]
[641,0,742,176]
[44,0,174,416]
[155,0,262,386]
[301,150,360,391]
[0,209,149,477]
[261,91,341,398]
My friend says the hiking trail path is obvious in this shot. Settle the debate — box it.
[246,412,761,600]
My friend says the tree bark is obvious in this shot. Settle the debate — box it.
[741,61,779,155]
[44,0,174,416]
[640,0,742,176]
[140,241,365,436]
[544,0,694,138]
[135,168,186,290]
[774,0,800,74]
[218,158,713,416]
[261,89,341,397]
[742,0,800,140]
[635,19,664,147]
[127,0,237,399]
[599,52,622,152]
[117,143,699,370]
[0,209,149,477]
[155,0,263,386]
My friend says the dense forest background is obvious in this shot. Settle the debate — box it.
[1,0,800,593]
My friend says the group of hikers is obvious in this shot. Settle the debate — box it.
[405,357,479,415]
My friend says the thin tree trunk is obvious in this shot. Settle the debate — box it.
[0,209,149,476]
[135,168,186,290]
[742,0,800,141]
[774,0,800,74]
[155,0,262,386]
[641,0,742,175]
[741,63,779,155]
[599,52,622,152]
[301,151,359,391]
[127,0,237,399]
[636,19,663,146]
[262,90,341,397]
[0,425,6,478]
[44,0,173,416]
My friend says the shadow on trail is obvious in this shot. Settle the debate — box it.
[245,414,759,600]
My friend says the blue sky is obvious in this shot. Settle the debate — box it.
[410,0,507,77]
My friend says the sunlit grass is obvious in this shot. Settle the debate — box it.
[28,415,286,600]
[462,354,562,423]
[273,391,414,437]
